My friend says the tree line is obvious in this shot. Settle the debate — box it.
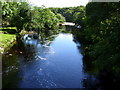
[1,1,65,33]
[49,6,85,26]
[74,2,120,78]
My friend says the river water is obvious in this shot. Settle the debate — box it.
[2,26,99,88]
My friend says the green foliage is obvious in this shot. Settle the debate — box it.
[2,1,19,25]
[49,6,85,24]
[81,2,120,76]
[56,13,65,23]
[9,2,32,33]
[24,7,59,34]
[1,1,60,33]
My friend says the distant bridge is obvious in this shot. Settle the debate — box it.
[61,22,75,26]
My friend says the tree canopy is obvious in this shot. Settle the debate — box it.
[49,6,85,25]
[1,1,64,33]
[77,2,120,76]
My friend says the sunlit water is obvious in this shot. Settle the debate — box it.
[2,32,93,88]
[20,33,84,88]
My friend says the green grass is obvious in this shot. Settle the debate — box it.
[0,27,28,53]
[0,27,17,30]
[0,34,16,52]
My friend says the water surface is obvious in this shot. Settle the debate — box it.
[3,31,88,88]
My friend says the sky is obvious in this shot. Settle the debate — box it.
[28,0,89,8]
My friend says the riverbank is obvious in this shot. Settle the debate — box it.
[0,34,16,54]
[0,29,29,55]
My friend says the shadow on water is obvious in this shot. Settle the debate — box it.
[71,26,120,89]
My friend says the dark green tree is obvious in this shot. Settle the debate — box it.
[9,2,32,33]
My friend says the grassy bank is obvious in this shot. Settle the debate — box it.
[0,34,16,54]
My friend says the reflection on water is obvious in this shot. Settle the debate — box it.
[2,26,100,88]
[18,33,84,88]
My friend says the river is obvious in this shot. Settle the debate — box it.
[2,26,99,88]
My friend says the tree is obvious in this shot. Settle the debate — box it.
[9,2,32,33]
[56,13,65,23]
[81,2,120,76]
[24,6,59,34]
[2,2,17,25]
